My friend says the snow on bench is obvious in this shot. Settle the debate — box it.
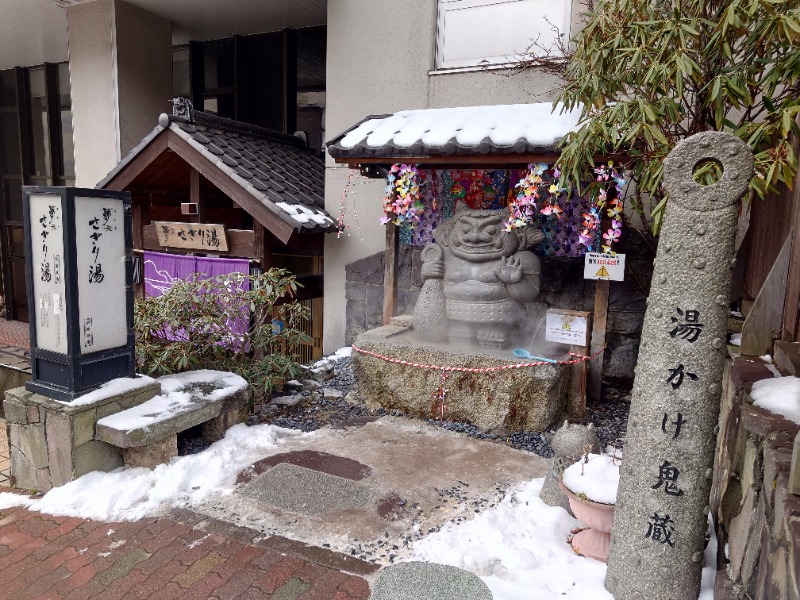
[95,370,250,468]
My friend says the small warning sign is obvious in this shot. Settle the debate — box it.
[584,252,625,281]
[545,309,590,346]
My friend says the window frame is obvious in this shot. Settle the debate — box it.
[434,0,572,71]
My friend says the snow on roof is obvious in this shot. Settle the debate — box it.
[328,102,583,160]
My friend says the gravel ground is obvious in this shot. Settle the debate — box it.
[249,356,630,458]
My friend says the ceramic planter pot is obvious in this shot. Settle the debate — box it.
[560,480,615,563]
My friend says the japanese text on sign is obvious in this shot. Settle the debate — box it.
[154,221,229,252]
[583,252,625,281]
[544,310,589,346]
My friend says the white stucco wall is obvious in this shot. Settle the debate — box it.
[67,0,118,188]
[323,0,581,352]
[67,0,171,187]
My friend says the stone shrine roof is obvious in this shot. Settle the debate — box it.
[327,102,583,162]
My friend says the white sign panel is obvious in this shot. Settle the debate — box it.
[545,310,589,346]
[29,194,68,354]
[75,197,128,354]
[584,252,625,281]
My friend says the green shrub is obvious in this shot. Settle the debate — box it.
[134,268,311,397]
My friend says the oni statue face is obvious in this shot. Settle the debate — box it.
[447,213,519,262]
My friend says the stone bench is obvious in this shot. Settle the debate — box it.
[95,370,250,469]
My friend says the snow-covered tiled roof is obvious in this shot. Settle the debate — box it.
[327,103,582,161]
[99,111,337,237]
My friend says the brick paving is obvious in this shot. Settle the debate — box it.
[0,499,374,599]
[0,320,30,351]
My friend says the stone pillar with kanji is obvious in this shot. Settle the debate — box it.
[605,131,753,600]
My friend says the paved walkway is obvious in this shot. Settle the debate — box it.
[0,499,373,599]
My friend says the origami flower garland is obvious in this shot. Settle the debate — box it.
[580,161,627,255]
[504,163,565,231]
[381,164,423,226]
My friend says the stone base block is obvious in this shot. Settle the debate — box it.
[123,437,178,469]
[3,378,161,491]
[202,406,248,444]
[353,326,569,433]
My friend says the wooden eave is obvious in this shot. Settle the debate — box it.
[102,128,296,244]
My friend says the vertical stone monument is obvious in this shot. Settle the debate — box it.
[605,131,753,599]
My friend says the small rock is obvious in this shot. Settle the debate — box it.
[323,388,344,401]
[272,393,305,407]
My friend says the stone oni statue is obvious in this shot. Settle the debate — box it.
[413,203,544,348]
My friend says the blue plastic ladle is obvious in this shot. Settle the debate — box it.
[513,349,557,363]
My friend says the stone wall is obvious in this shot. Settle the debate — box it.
[344,235,654,385]
[711,357,800,600]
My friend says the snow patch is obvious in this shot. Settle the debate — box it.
[56,375,158,407]
[562,453,620,505]
[750,376,800,424]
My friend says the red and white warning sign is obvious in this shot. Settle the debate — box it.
[583,252,625,281]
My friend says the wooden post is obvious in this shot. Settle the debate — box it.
[189,168,202,223]
[589,279,609,400]
[740,235,791,356]
[782,181,800,340]
[383,223,399,325]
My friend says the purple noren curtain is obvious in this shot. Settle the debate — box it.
[142,252,251,347]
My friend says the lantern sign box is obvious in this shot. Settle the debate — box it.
[545,309,590,347]
[23,187,135,402]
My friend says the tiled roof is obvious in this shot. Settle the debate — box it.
[327,102,582,161]
[99,111,336,235]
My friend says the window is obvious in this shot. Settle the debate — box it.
[435,0,571,70]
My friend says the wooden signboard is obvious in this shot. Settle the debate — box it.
[153,221,229,251]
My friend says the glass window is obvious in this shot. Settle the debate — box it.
[172,46,191,99]
[0,70,17,107]
[57,63,75,182]
[435,0,571,69]
[3,178,22,221]
[203,39,235,91]
[28,67,52,178]
[0,112,21,176]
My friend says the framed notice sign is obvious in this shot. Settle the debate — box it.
[545,309,591,347]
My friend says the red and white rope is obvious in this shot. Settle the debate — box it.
[351,345,605,373]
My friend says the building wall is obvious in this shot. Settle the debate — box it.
[323,0,583,352]
[67,0,171,187]
[67,0,119,188]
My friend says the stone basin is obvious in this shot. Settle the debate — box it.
[352,324,569,434]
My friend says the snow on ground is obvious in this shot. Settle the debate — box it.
[411,479,611,599]
[750,375,800,424]
[0,424,306,520]
[562,453,620,505]
[410,478,716,599]
[0,428,717,600]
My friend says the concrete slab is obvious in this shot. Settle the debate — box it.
[241,463,374,516]
[370,561,492,600]
[192,416,551,566]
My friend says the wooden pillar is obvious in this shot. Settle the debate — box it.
[589,279,609,400]
[383,223,399,325]
[189,168,203,223]
[782,180,800,340]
